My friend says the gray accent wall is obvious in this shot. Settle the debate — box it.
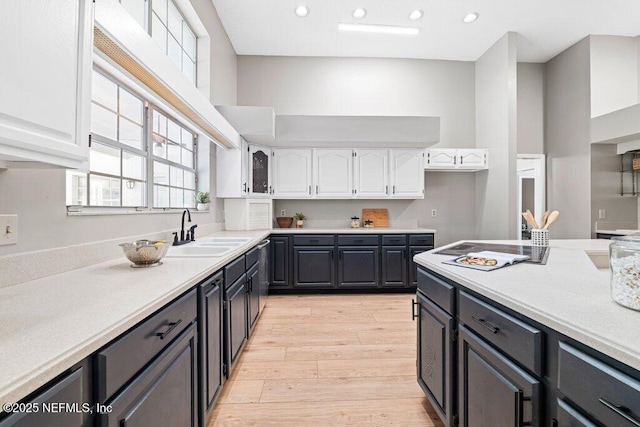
[545,37,592,239]
[237,55,478,246]
[0,1,236,256]
[517,63,545,154]
[475,32,518,240]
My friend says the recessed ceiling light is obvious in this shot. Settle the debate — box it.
[463,12,479,23]
[294,5,309,17]
[409,9,423,21]
[338,23,420,35]
[353,8,367,19]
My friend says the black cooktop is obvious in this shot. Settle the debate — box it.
[434,242,550,264]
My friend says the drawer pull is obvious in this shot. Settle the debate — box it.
[310,239,319,243]
[599,398,640,426]
[471,316,500,334]
[354,239,363,243]
[411,299,419,320]
[156,319,183,340]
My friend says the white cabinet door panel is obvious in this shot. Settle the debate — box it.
[458,149,488,169]
[314,149,353,198]
[272,148,312,198]
[0,0,92,168]
[425,149,457,169]
[390,149,424,198]
[354,149,389,198]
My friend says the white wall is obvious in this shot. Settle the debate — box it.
[0,0,237,256]
[545,37,592,239]
[237,56,477,246]
[517,63,545,154]
[590,35,638,118]
[475,33,518,240]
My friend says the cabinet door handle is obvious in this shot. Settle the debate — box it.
[156,319,183,340]
[460,156,464,165]
[386,185,388,194]
[471,316,500,334]
[243,182,247,193]
[453,156,457,165]
[411,299,419,320]
[308,185,311,195]
[393,185,396,194]
[599,398,640,426]
[316,185,319,194]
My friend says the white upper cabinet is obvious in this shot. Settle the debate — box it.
[354,149,389,198]
[390,149,425,198]
[425,148,488,171]
[216,139,249,198]
[217,141,273,198]
[272,148,313,198]
[314,149,353,198]
[248,144,271,197]
[0,0,93,169]
[458,149,488,169]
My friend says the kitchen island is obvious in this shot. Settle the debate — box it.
[414,239,640,426]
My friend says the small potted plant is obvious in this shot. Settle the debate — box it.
[293,212,306,228]
[194,191,211,211]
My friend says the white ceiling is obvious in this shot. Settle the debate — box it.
[211,0,640,63]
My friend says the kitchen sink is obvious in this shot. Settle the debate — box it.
[164,236,252,257]
[165,245,236,257]
[196,237,252,244]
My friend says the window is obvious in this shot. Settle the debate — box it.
[119,0,197,84]
[67,69,197,209]
[151,110,196,208]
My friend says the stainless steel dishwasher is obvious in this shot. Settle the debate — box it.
[257,239,270,312]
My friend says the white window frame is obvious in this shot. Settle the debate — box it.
[66,62,207,215]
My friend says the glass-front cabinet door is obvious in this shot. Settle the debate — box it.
[248,144,271,197]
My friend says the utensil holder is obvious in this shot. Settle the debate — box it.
[531,229,549,247]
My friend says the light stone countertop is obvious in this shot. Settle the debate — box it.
[414,239,640,371]
[270,227,436,234]
[0,229,270,409]
[595,229,639,236]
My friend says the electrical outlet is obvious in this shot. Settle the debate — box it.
[431,209,437,218]
[598,209,606,219]
[0,215,18,246]
[280,209,286,217]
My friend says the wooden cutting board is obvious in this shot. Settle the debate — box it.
[362,208,389,227]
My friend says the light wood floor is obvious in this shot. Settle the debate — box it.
[209,293,444,426]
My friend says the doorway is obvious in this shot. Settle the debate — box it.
[517,155,546,240]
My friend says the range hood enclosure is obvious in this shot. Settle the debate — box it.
[275,115,440,148]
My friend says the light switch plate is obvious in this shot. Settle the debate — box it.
[0,215,17,245]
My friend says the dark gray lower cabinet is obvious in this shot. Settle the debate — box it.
[293,247,335,288]
[337,246,379,288]
[557,399,597,427]
[416,292,454,427]
[270,236,290,289]
[224,274,247,376]
[246,262,260,333]
[102,323,198,427]
[410,246,432,286]
[381,246,407,287]
[458,325,540,427]
[198,272,223,418]
[0,368,86,427]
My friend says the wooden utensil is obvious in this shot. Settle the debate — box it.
[542,211,550,228]
[522,212,538,229]
[525,210,540,229]
[543,211,559,229]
